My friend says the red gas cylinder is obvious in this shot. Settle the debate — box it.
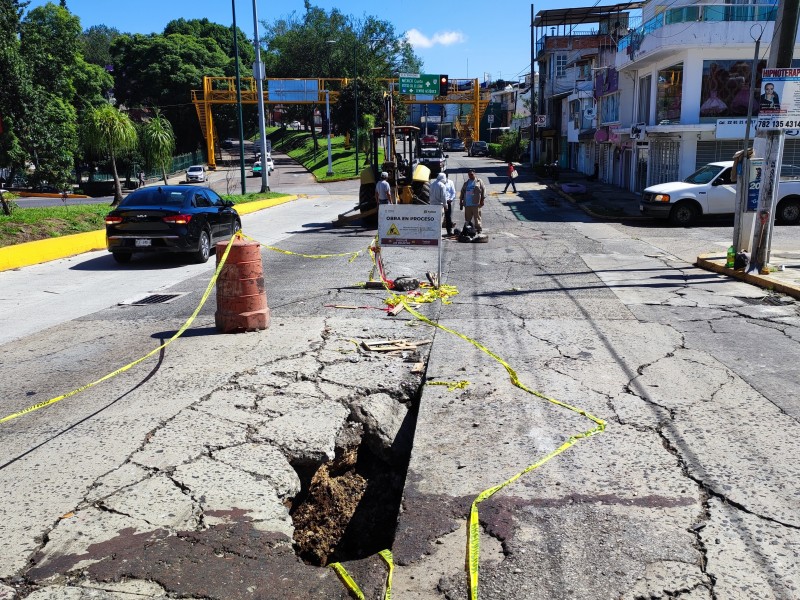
[214,238,271,333]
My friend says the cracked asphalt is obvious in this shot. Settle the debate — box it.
[1,174,799,599]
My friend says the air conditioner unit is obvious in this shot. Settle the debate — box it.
[584,107,597,120]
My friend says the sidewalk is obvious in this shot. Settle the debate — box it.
[533,165,800,300]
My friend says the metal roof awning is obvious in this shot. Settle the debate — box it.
[534,2,645,27]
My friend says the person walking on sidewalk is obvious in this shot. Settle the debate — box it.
[459,169,486,233]
[502,161,518,193]
[444,173,456,235]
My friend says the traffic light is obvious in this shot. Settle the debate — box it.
[439,75,449,96]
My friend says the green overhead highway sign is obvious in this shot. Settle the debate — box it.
[399,73,441,95]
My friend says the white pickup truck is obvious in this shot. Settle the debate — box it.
[639,161,800,226]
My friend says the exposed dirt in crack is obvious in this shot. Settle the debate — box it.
[291,439,411,566]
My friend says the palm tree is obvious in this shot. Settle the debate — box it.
[82,104,137,205]
[140,109,175,185]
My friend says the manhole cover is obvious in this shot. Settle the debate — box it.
[119,292,188,306]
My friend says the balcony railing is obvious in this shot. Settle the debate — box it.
[618,2,778,52]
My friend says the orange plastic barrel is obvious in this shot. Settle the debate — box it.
[214,238,271,333]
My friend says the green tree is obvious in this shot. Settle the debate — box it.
[262,2,421,151]
[140,109,176,185]
[83,104,137,205]
[20,2,82,99]
[110,32,229,151]
[81,24,121,68]
[0,1,33,182]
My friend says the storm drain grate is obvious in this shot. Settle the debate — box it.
[119,292,188,306]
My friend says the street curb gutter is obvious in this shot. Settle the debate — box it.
[696,253,800,300]
[0,195,298,272]
[549,184,649,221]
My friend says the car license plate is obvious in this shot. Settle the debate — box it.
[135,238,151,247]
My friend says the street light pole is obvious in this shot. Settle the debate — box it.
[251,0,269,192]
[232,0,246,193]
[325,90,333,176]
[354,42,359,176]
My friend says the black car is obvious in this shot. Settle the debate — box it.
[468,141,489,157]
[418,147,448,176]
[105,185,240,264]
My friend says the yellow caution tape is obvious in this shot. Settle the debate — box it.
[329,562,366,600]
[395,297,606,600]
[427,380,470,391]
[329,549,394,600]
[379,549,394,600]
[240,232,364,262]
[0,235,238,425]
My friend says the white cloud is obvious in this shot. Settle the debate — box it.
[405,29,466,49]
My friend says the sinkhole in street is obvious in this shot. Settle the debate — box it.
[289,389,421,566]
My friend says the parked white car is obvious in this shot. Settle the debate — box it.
[186,165,206,183]
[640,161,800,226]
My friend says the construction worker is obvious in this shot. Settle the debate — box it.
[376,172,392,204]
[430,173,447,232]
[459,169,486,234]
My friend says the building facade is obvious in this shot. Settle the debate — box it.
[536,0,800,192]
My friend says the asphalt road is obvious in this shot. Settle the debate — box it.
[1,152,799,599]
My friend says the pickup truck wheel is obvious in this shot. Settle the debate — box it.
[669,202,698,226]
[776,197,800,224]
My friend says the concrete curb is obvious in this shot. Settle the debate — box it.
[0,195,298,272]
[696,253,800,300]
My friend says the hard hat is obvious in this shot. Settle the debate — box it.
[381,172,389,179]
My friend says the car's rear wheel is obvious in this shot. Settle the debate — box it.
[112,251,132,264]
[776,197,800,224]
[669,202,698,226]
[194,230,211,263]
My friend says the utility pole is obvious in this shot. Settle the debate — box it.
[232,0,246,194]
[252,0,269,192]
[530,3,536,165]
[747,0,799,271]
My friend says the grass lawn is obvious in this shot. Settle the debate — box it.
[266,128,379,182]
[0,191,287,248]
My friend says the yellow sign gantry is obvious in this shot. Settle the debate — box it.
[191,76,488,169]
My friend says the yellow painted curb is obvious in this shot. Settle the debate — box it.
[233,194,297,215]
[0,194,298,272]
[0,230,106,271]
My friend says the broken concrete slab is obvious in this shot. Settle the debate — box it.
[131,409,247,470]
[100,473,197,529]
[252,398,348,465]
[213,443,301,499]
[171,456,292,535]
[350,392,411,465]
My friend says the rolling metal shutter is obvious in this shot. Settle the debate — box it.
[696,141,744,169]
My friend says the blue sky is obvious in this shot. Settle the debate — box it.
[26,0,544,84]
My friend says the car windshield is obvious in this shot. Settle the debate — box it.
[120,188,190,207]
[684,164,724,184]
[422,149,441,158]
[474,142,487,148]
[188,166,202,172]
